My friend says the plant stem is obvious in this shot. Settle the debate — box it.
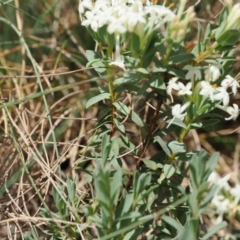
[107,45,116,136]
[195,42,218,63]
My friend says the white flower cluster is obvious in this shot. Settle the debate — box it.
[79,0,175,35]
[167,64,240,122]
[208,171,240,226]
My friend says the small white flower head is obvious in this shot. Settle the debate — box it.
[199,81,217,102]
[79,0,175,36]
[178,82,192,96]
[208,172,231,191]
[212,195,230,214]
[167,77,179,102]
[230,184,240,203]
[214,87,230,107]
[221,75,240,95]
[183,65,201,80]
[200,81,230,107]
[171,102,189,121]
[204,65,221,82]
[224,103,240,121]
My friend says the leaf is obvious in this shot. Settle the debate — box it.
[154,136,171,156]
[201,221,228,240]
[149,75,165,90]
[137,68,149,75]
[191,119,220,129]
[162,215,183,232]
[86,93,110,108]
[86,50,106,75]
[66,177,76,202]
[111,169,122,206]
[114,118,125,133]
[142,159,163,170]
[170,53,195,64]
[101,135,111,163]
[217,29,240,46]
[168,141,185,154]
[163,164,175,179]
[130,110,144,127]
[166,118,187,129]
[113,101,129,116]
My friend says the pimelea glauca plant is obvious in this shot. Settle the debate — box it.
[40,0,240,239]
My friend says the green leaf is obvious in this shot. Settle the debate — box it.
[113,101,129,116]
[86,93,110,108]
[149,75,166,90]
[114,118,125,133]
[217,29,240,46]
[163,164,175,179]
[101,135,111,163]
[130,110,144,127]
[115,193,133,219]
[66,177,76,202]
[111,169,122,206]
[170,53,195,64]
[201,221,228,240]
[166,118,187,129]
[154,136,171,156]
[86,50,106,75]
[142,159,163,170]
[162,215,183,232]
[191,119,220,129]
[137,68,149,75]
[168,141,185,154]
[178,218,199,240]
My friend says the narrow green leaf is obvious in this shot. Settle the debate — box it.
[113,101,129,116]
[142,159,163,170]
[201,221,228,240]
[86,50,106,74]
[154,136,171,156]
[168,141,185,154]
[130,110,144,127]
[137,68,149,75]
[66,178,76,202]
[170,53,195,64]
[217,29,240,46]
[162,215,183,232]
[163,164,175,179]
[86,93,110,108]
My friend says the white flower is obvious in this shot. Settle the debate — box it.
[183,65,201,80]
[212,195,230,214]
[224,103,239,121]
[171,102,189,121]
[205,65,221,82]
[81,10,100,32]
[200,81,230,107]
[230,184,240,203]
[79,0,175,36]
[167,77,179,102]
[214,87,230,107]
[199,81,216,102]
[208,172,231,191]
[178,82,192,96]
[107,18,127,34]
[79,0,93,16]
[221,75,240,95]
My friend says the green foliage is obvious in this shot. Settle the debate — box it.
[1,0,239,239]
